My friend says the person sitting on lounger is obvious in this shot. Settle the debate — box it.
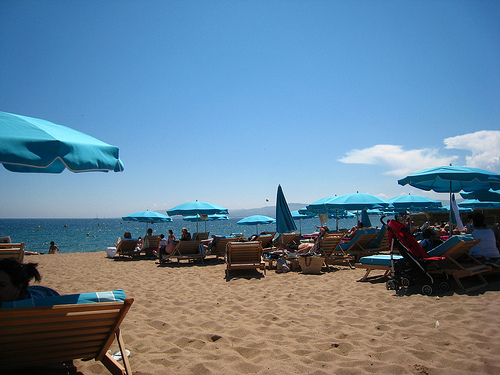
[0,258,59,303]
[470,213,500,260]
[180,228,191,241]
[419,228,442,252]
[341,222,363,243]
[295,225,329,254]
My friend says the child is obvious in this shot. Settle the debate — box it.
[48,241,59,254]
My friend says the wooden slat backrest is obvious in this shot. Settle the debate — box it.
[0,298,133,372]
[227,241,262,265]
[144,235,160,249]
[213,238,238,256]
[116,240,138,256]
[174,241,201,255]
[0,242,24,262]
[193,232,209,241]
[256,234,274,248]
[346,232,380,252]
[319,232,345,257]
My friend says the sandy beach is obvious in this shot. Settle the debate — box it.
[26,251,500,375]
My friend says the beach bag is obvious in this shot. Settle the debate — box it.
[276,258,290,273]
[298,254,324,274]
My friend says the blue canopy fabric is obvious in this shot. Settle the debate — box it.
[388,194,442,210]
[398,166,500,193]
[399,165,500,235]
[292,210,315,219]
[237,215,276,226]
[275,185,297,234]
[182,214,229,222]
[237,215,276,235]
[458,199,500,209]
[167,201,228,216]
[461,189,500,202]
[0,111,124,173]
[122,211,172,223]
[321,192,390,211]
[360,209,372,228]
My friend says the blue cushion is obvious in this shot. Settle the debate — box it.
[340,228,379,251]
[2,289,126,308]
[359,254,403,266]
[427,235,475,257]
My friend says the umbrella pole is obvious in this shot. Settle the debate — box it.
[449,185,453,237]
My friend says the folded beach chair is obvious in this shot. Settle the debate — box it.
[208,236,238,260]
[427,235,491,292]
[0,289,133,375]
[339,228,382,261]
[225,241,266,279]
[0,242,24,262]
[318,231,354,269]
[166,240,204,263]
[115,239,139,258]
[193,232,210,241]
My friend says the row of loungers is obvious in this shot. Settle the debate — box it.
[356,234,494,292]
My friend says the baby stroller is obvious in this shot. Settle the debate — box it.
[383,216,450,295]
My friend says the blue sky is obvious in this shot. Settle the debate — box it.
[1,1,499,218]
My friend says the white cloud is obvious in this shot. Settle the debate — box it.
[338,130,500,177]
[338,144,456,177]
[444,130,500,172]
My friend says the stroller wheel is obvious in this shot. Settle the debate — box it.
[401,277,411,287]
[386,280,398,291]
[438,281,450,292]
[421,284,434,295]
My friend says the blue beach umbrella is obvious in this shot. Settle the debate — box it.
[458,199,500,209]
[399,165,500,235]
[167,201,228,216]
[122,210,172,228]
[275,185,297,234]
[461,189,500,202]
[237,215,276,235]
[182,214,229,232]
[292,210,315,234]
[167,201,228,232]
[322,192,390,211]
[388,194,442,211]
[0,111,124,173]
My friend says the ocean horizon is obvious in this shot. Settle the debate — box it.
[0,216,379,254]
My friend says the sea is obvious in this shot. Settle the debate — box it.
[0,216,383,254]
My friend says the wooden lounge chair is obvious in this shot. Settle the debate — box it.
[0,242,24,262]
[225,241,265,279]
[193,232,210,241]
[208,237,239,260]
[356,236,492,291]
[141,235,160,256]
[273,233,301,249]
[340,229,382,261]
[0,296,134,374]
[427,237,491,292]
[115,239,139,258]
[255,234,274,249]
[356,254,403,281]
[167,240,204,263]
[318,231,354,269]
